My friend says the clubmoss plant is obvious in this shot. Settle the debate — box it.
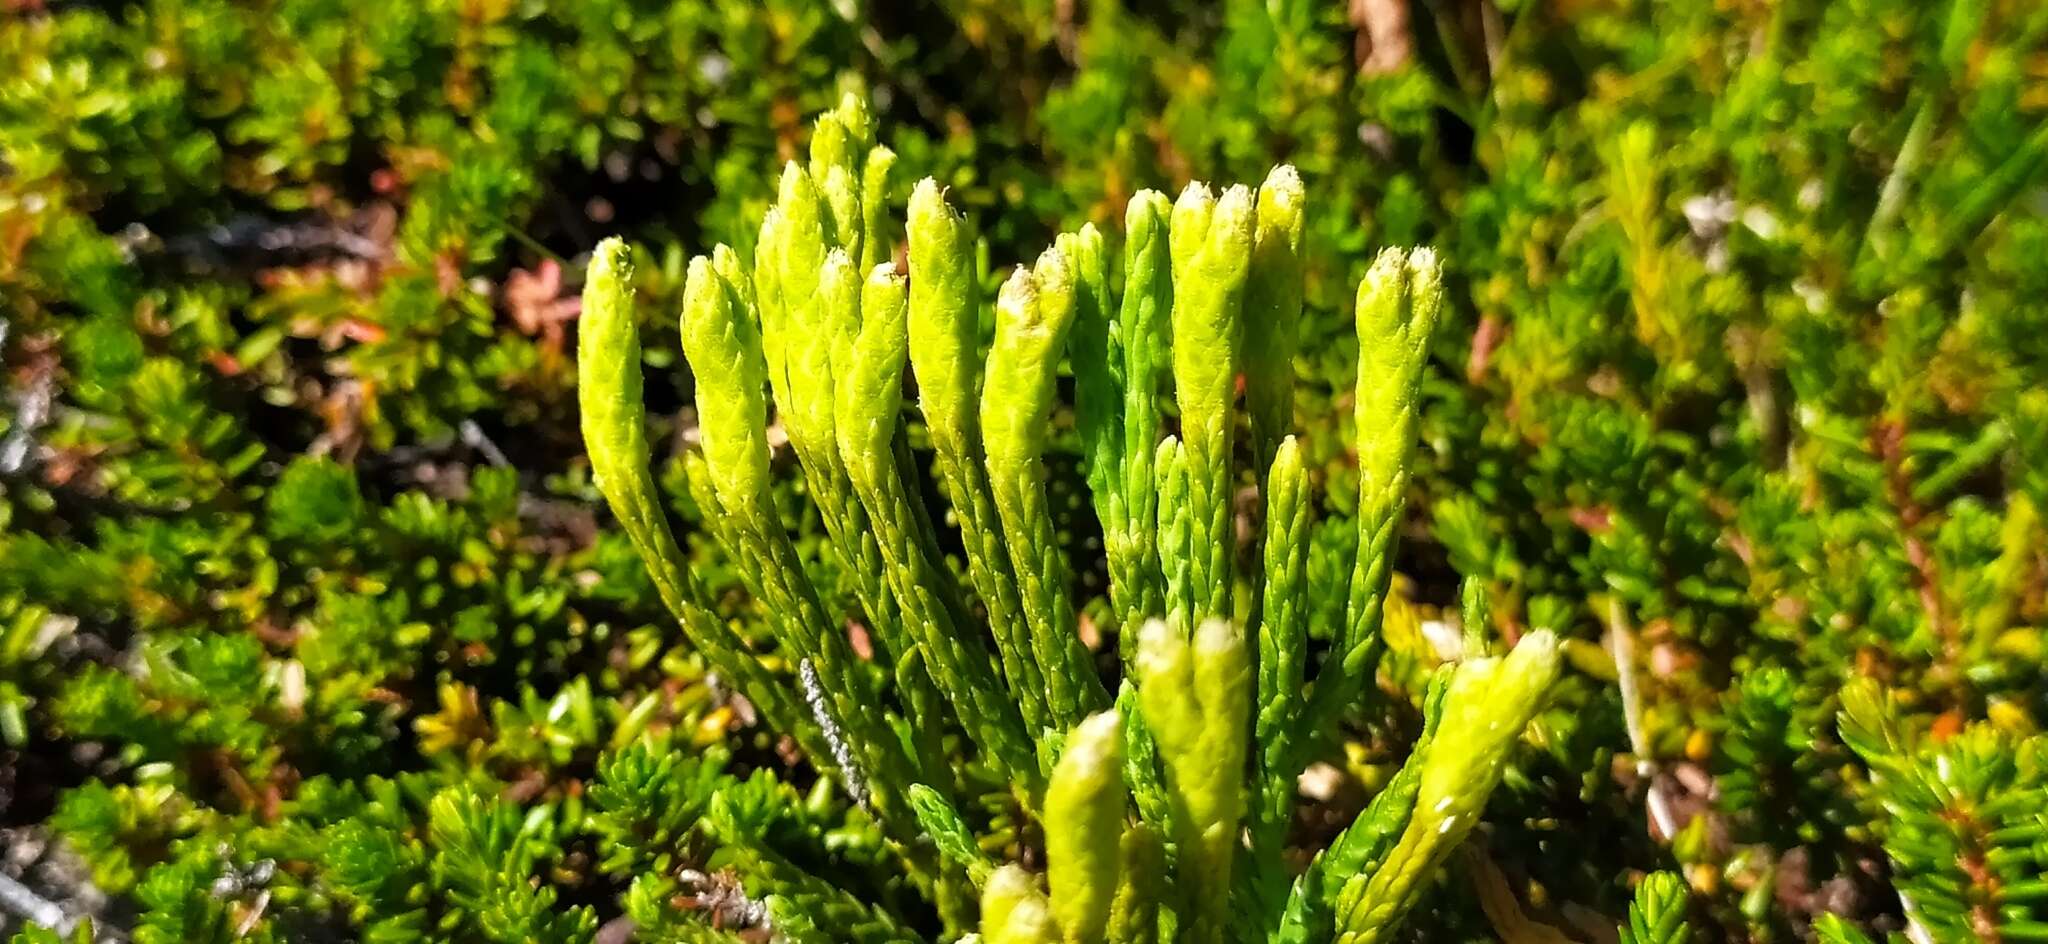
[578,97,1585,943]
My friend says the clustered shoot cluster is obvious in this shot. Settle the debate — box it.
[579,96,1602,943]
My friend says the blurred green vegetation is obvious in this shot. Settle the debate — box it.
[2,0,2046,941]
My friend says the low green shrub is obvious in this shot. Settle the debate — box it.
[4,1,2048,941]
